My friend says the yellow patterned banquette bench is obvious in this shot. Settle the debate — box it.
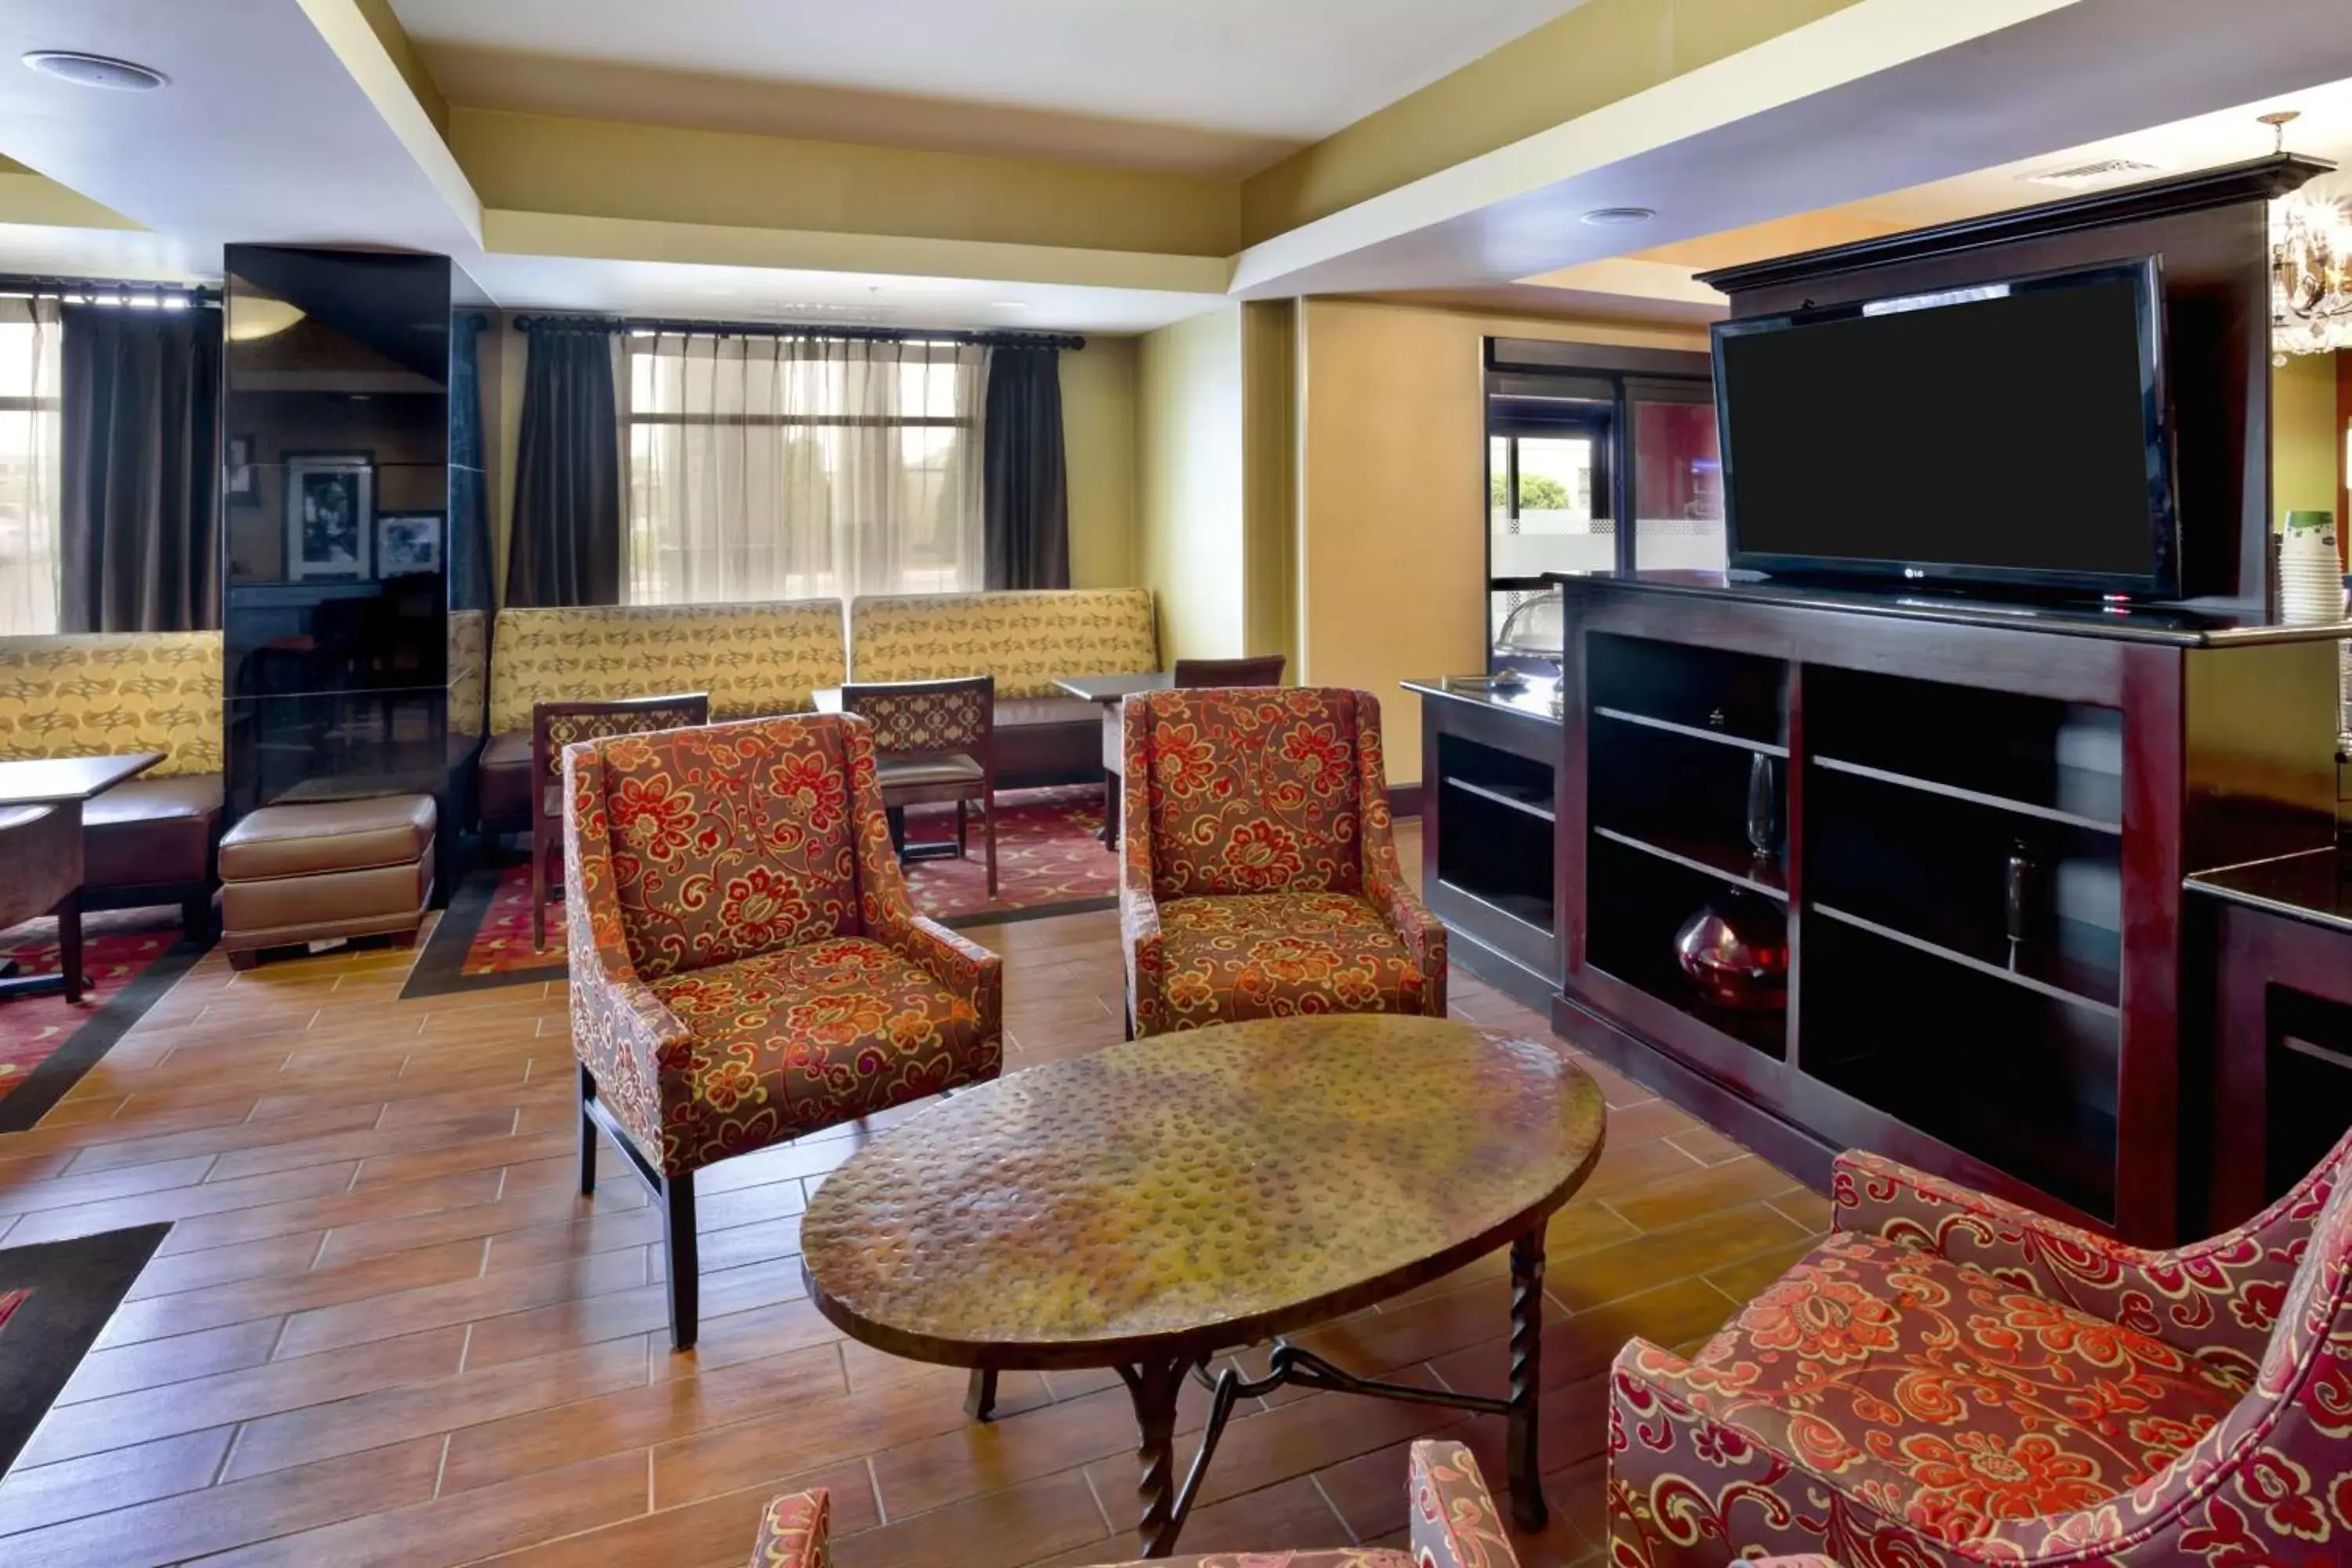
[477,601,848,833]
[0,632,225,935]
[848,588,1159,785]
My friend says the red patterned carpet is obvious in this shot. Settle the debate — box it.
[409,785,1119,995]
[0,907,193,1127]
[0,1289,24,1334]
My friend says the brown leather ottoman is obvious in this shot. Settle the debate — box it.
[220,795,436,969]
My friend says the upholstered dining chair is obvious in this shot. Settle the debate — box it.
[1120,686,1443,1037]
[836,675,996,898]
[1172,652,1287,688]
[564,713,1003,1350]
[529,691,710,951]
[748,1439,1520,1566]
[1608,1126,2352,1566]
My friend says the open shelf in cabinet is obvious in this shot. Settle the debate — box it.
[1586,832,1786,1060]
[1807,666,2123,832]
[1802,913,2119,1221]
[1807,759,2122,1014]
[1434,731,1555,938]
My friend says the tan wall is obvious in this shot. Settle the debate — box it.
[1241,300,1298,671]
[1060,338,1140,590]
[452,109,1241,259]
[1297,299,1707,785]
[1137,308,1247,666]
[2274,351,2342,527]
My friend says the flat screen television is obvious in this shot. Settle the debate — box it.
[1713,256,2179,600]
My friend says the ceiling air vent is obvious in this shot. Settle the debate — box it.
[2019,158,2165,190]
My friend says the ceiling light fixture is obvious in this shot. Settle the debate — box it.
[22,51,167,90]
[1581,206,1656,227]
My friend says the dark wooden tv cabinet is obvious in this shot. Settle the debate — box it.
[1552,572,2349,1245]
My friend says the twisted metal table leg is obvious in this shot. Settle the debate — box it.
[1118,1359,1190,1558]
[1507,1224,1549,1530]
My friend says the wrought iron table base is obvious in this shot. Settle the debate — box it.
[962,1224,1548,1560]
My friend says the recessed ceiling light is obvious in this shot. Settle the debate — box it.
[1581,206,1657,227]
[23,51,168,90]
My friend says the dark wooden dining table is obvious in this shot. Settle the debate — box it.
[1054,672,1174,847]
[0,753,164,1002]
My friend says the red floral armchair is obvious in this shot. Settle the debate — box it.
[747,1439,1519,1566]
[566,713,1002,1351]
[1607,1127,2352,1566]
[1120,687,1443,1037]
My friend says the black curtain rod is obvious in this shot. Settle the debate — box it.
[510,312,1083,350]
[0,274,220,304]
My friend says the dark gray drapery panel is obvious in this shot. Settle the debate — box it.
[60,305,222,633]
[506,328,622,607]
[981,345,1069,590]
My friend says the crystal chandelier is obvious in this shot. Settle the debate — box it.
[2268,111,2352,357]
[2273,188,2352,356]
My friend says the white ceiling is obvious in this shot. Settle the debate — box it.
[388,0,1592,142]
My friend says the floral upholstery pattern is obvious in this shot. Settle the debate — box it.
[749,1440,1515,1567]
[1122,688,1443,1036]
[650,938,989,1162]
[750,1491,830,1568]
[1149,893,1427,1030]
[1606,1126,2352,1567]
[0,632,222,777]
[566,713,1001,1178]
[490,600,846,734]
[849,588,1156,699]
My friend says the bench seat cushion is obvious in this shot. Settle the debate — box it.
[84,775,223,890]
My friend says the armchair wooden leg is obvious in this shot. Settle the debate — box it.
[531,833,550,953]
[956,798,969,858]
[663,1171,699,1352]
[577,1063,599,1196]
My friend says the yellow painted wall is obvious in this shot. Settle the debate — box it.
[2274,351,2342,527]
[1241,0,1864,242]
[1060,339,1140,590]
[1297,299,1707,784]
[1241,300,1298,671]
[1137,308,1247,666]
[452,110,1240,259]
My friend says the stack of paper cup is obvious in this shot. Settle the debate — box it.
[2279,511,2345,626]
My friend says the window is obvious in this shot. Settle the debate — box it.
[622,333,986,606]
[0,298,61,635]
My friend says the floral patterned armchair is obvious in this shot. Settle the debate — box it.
[1608,1127,2352,1566]
[1120,687,1443,1037]
[566,713,1002,1352]
[746,1439,1519,1566]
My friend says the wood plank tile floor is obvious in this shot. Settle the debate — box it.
[0,824,1825,1566]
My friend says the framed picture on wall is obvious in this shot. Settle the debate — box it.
[286,454,373,581]
[376,514,442,578]
[225,436,257,506]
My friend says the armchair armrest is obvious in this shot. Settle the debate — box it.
[845,761,1004,1037]
[564,746,695,1174]
[749,1489,829,1568]
[1352,692,1445,1016]
[1120,701,1168,1037]
[1835,1148,2316,1381]
[1409,1439,1518,1567]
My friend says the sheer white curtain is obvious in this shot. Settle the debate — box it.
[622,332,987,605]
[0,297,61,635]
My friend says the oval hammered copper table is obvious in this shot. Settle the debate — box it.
[799,1013,1607,1559]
